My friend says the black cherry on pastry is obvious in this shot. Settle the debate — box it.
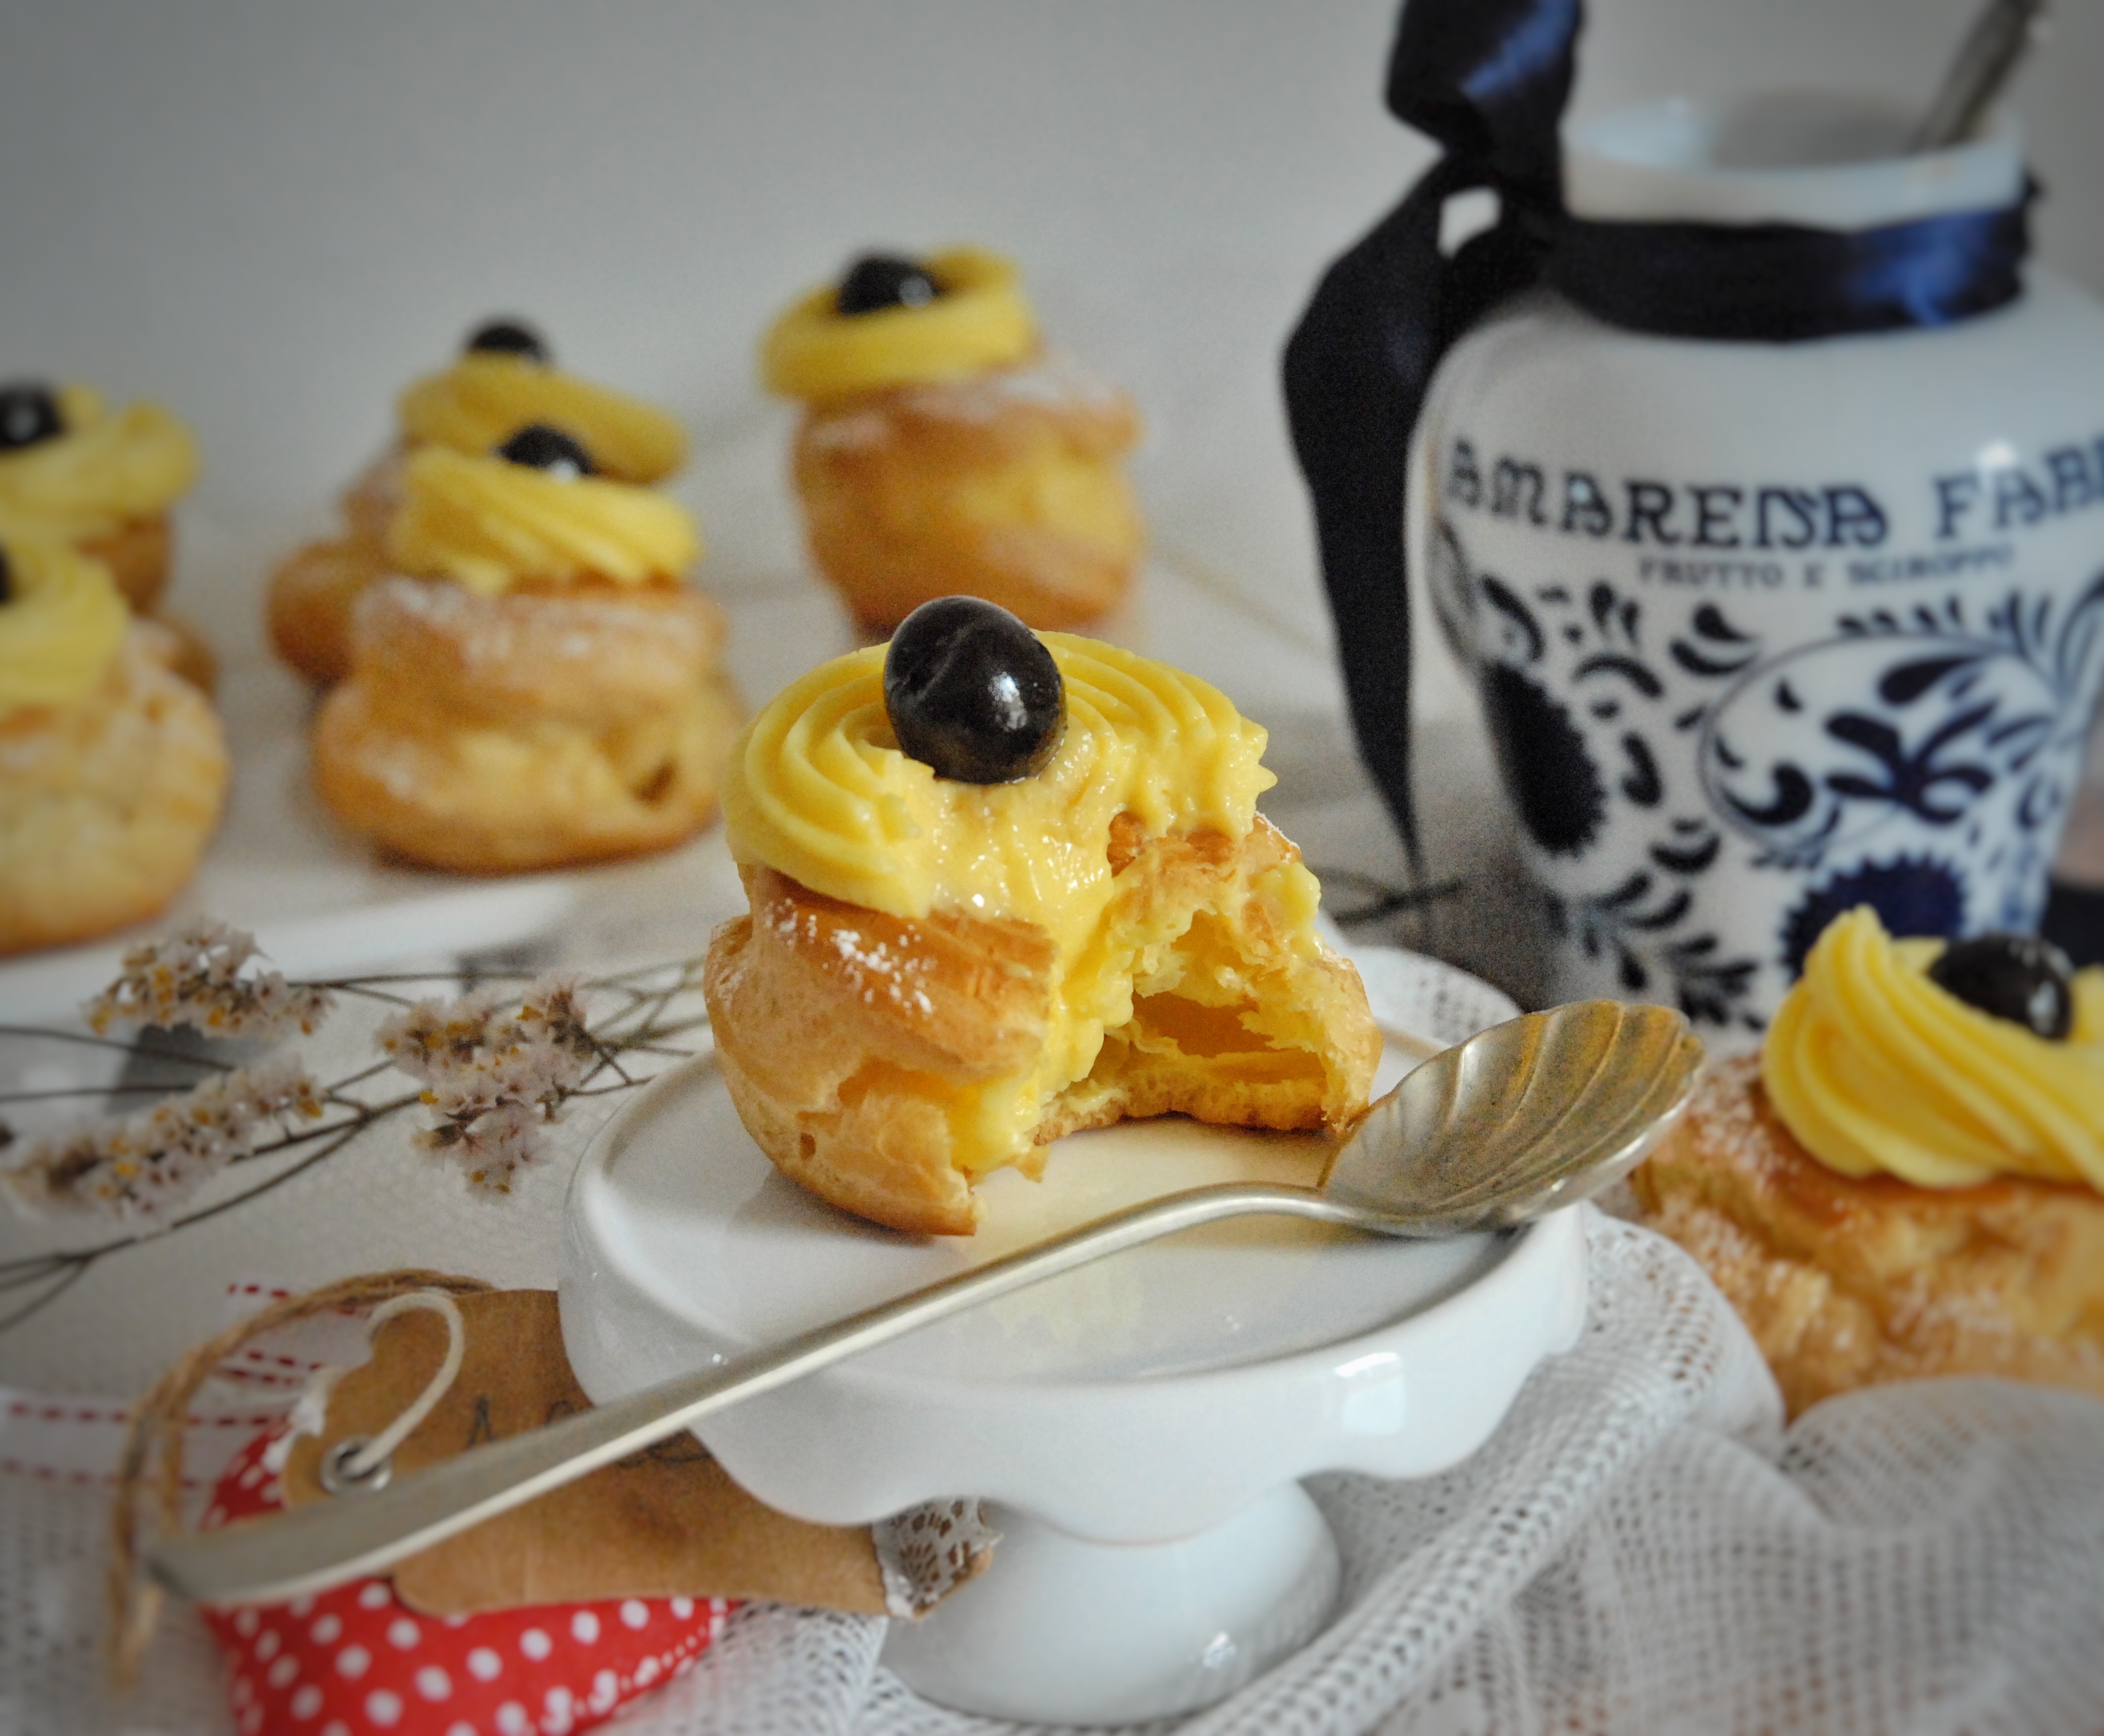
[1927,933,2075,1039]
[465,319,552,363]
[884,595,1064,784]
[0,545,11,606]
[837,254,941,317]
[0,383,63,451]
[497,423,595,480]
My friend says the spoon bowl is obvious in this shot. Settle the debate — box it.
[1329,999,1703,1231]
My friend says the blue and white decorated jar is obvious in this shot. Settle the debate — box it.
[1405,94,2104,1034]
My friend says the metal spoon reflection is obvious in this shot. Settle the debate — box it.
[149,999,1700,1609]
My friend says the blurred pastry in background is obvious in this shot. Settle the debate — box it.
[312,425,738,873]
[0,530,227,956]
[0,380,200,613]
[269,318,689,685]
[0,379,213,688]
[1634,907,2104,1415]
[762,248,1144,634]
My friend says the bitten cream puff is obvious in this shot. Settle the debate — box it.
[762,250,1145,634]
[0,381,200,616]
[703,596,1377,1236]
[269,319,690,685]
[1633,908,2104,1415]
[0,532,226,956]
[311,426,738,873]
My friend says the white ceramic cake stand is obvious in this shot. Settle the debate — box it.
[558,961,1589,1725]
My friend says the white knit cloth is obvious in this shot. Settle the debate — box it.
[9,1212,2104,1735]
[7,927,2104,1735]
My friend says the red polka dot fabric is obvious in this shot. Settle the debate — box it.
[200,1429,735,1736]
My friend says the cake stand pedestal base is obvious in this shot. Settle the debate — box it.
[881,1484,1340,1725]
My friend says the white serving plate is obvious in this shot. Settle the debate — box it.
[557,952,1584,1721]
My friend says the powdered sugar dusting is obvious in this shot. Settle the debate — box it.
[804,351,1127,451]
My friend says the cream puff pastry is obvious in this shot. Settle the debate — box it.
[311,425,738,873]
[703,596,1376,1235]
[269,319,689,685]
[0,532,226,956]
[1634,908,2104,1414]
[762,250,1144,633]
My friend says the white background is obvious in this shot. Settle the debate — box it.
[4,0,2099,723]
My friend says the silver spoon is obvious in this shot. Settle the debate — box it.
[149,999,1700,1609]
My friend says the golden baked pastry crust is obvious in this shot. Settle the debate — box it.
[77,512,173,614]
[1632,1054,2104,1416]
[0,626,228,956]
[267,453,405,686]
[793,363,1143,634]
[703,816,1381,1236]
[312,578,740,873]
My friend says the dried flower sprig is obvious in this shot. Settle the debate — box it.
[0,932,712,1335]
[5,1060,324,1232]
[377,976,600,1195]
[84,919,335,1041]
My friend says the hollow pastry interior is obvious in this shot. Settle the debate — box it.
[1634,1054,2104,1416]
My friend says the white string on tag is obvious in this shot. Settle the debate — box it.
[317,1290,466,1494]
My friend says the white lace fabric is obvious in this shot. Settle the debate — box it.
[9,1212,2104,1734]
[7,932,2104,1733]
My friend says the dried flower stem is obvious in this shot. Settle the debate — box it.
[0,946,713,1335]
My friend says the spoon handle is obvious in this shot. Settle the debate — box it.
[149,1181,1352,1609]
[1912,0,2046,151]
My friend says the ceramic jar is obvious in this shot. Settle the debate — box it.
[1410,94,2104,1034]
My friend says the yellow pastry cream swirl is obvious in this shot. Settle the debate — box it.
[385,446,699,595]
[1762,906,2104,1190]
[762,248,1040,404]
[0,386,200,538]
[0,532,127,711]
[725,634,1287,928]
[397,353,688,484]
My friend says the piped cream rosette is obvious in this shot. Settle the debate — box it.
[0,384,201,616]
[269,338,689,684]
[397,353,688,485]
[384,446,699,595]
[0,532,226,955]
[311,446,736,873]
[0,386,199,542]
[1763,907,2104,1189]
[760,248,1143,632]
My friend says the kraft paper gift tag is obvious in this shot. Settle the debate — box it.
[282,1289,992,1618]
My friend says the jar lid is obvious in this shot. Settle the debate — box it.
[1563,92,2024,231]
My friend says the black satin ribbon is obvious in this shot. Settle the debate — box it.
[1283,0,2033,867]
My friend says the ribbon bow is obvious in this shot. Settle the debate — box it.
[1284,0,2032,867]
